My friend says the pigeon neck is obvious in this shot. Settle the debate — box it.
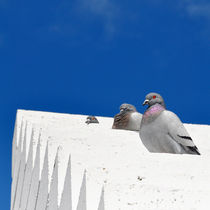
[144,104,165,118]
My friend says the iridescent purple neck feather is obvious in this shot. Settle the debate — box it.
[142,104,165,123]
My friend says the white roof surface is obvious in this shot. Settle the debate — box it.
[11,110,210,210]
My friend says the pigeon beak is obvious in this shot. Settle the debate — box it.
[143,99,149,106]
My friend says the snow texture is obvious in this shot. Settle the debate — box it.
[10,109,210,210]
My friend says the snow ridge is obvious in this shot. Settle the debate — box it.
[10,109,210,210]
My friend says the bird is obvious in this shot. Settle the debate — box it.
[85,116,99,124]
[139,92,200,155]
[112,103,142,131]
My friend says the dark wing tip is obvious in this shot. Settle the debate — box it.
[188,146,201,155]
[177,135,192,141]
[177,135,201,155]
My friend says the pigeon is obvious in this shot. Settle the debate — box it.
[86,116,99,124]
[112,103,142,131]
[139,93,200,155]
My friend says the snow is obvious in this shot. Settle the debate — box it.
[11,109,210,210]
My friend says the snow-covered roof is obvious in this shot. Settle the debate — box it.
[11,110,210,210]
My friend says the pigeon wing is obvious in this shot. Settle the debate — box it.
[162,111,200,155]
[112,112,130,129]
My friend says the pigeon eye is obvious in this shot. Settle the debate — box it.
[153,95,156,99]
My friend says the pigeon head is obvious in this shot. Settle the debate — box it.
[120,103,136,113]
[143,93,166,108]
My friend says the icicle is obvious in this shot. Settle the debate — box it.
[97,187,105,210]
[59,155,72,210]
[76,170,87,210]
[25,133,41,210]
[46,147,60,210]
[19,129,34,210]
[35,142,49,210]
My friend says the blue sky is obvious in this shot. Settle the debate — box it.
[1,0,210,208]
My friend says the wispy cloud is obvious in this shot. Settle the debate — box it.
[45,0,122,43]
[80,0,116,17]
[180,0,210,19]
[78,0,120,37]
[186,3,210,19]
[179,0,210,42]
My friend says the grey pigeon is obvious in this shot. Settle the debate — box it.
[86,116,99,124]
[112,103,142,131]
[139,93,200,155]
